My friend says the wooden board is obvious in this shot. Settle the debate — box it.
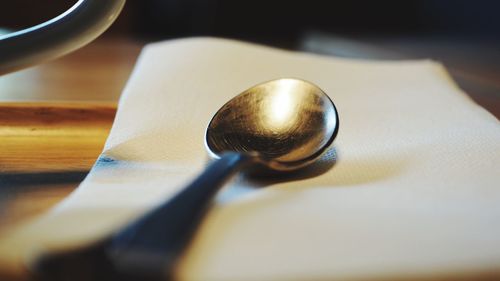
[0,102,116,232]
[0,37,140,237]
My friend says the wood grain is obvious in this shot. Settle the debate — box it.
[0,102,116,173]
[0,38,140,235]
[0,102,116,231]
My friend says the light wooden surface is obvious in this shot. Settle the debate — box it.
[0,102,115,227]
[0,38,142,233]
[0,38,141,102]
[1,35,498,231]
[0,36,498,280]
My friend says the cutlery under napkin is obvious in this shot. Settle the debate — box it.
[0,37,499,281]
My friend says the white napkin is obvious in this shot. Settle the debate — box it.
[1,37,499,280]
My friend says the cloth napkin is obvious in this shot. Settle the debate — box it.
[1,37,499,281]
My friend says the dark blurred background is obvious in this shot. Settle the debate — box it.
[1,0,499,113]
[1,0,499,46]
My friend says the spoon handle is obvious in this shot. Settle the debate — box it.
[107,152,254,278]
[33,152,255,280]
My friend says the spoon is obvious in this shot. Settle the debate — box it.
[34,78,339,281]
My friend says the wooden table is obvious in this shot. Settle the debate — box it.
[0,36,498,280]
[0,38,142,234]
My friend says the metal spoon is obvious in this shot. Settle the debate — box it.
[34,78,339,281]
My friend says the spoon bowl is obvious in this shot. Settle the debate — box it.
[206,78,339,171]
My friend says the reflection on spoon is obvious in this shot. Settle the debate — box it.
[34,78,339,281]
[206,78,338,168]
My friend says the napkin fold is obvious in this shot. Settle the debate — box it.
[1,37,499,281]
